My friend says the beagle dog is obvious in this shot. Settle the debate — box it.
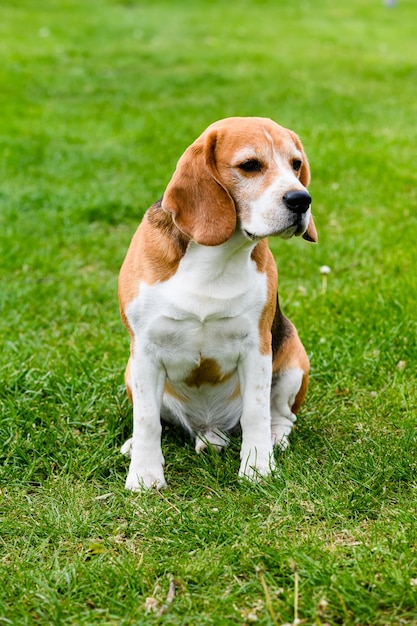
[118,116,317,491]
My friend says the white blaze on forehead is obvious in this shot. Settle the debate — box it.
[232,146,259,164]
[264,129,303,170]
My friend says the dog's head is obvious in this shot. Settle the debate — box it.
[162,116,317,246]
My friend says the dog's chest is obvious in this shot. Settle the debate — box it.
[126,241,268,383]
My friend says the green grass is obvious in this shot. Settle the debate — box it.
[1,0,417,624]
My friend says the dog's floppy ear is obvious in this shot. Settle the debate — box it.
[298,155,318,243]
[302,214,318,243]
[289,130,318,244]
[162,130,236,246]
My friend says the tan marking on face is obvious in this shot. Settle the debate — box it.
[184,356,234,388]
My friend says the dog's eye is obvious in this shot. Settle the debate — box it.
[292,159,302,172]
[238,159,262,173]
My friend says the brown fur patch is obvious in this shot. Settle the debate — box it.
[184,357,234,388]
[162,136,237,247]
[118,200,190,370]
[118,200,189,318]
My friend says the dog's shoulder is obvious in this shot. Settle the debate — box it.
[119,199,190,311]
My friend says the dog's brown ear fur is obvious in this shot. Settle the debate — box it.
[302,215,318,243]
[162,130,236,246]
[289,130,318,244]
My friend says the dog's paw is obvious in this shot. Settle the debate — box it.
[195,429,229,454]
[270,411,296,451]
[120,438,133,458]
[271,429,290,451]
[125,465,167,492]
[238,447,276,482]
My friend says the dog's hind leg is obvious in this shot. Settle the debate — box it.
[270,368,308,450]
[270,304,310,450]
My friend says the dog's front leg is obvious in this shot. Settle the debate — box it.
[125,353,167,492]
[238,354,275,481]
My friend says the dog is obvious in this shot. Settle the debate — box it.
[118,116,317,491]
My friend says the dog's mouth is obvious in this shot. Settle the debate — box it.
[243,229,260,241]
[243,222,306,241]
[280,222,307,239]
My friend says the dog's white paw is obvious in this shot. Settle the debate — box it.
[238,447,275,481]
[125,465,167,492]
[271,429,291,451]
[121,438,133,457]
[195,429,229,454]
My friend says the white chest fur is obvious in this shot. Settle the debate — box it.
[125,233,269,432]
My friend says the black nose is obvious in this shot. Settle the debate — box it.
[283,190,312,214]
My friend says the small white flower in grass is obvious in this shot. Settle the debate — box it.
[144,597,158,613]
[319,265,331,294]
[410,578,417,587]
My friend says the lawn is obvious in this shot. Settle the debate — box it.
[1,0,417,624]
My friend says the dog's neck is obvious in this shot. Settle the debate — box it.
[182,229,259,284]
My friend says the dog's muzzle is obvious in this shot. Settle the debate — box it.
[282,190,312,238]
